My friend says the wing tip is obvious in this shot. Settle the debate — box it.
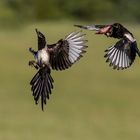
[74,24,84,29]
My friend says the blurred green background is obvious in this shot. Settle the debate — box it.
[0,0,140,27]
[0,0,140,140]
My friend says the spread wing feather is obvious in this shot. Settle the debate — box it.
[48,31,87,70]
[104,39,138,70]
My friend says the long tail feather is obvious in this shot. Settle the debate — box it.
[30,66,54,110]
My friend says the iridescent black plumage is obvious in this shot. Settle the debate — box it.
[29,29,87,110]
[75,23,140,70]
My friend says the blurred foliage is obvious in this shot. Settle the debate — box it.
[0,0,140,26]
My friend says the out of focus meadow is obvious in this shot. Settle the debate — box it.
[0,1,140,140]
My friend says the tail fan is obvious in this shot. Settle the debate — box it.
[30,66,54,111]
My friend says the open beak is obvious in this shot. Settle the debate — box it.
[95,25,111,34]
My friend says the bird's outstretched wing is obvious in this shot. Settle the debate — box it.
[104,39,138,70]
[48,31,88,70]
[74,24,107,31]
[36,29,46,50]
[30,66,54,110]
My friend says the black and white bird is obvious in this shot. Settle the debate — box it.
[29,29,87,110]
[75,23,140,70]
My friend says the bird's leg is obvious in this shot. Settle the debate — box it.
[29,48,37,56]
[28,60,39,70]
[29,48,39,69]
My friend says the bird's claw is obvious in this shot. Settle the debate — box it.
[29,47,33,53]
[28,61,39,70]
[28,61,34,66]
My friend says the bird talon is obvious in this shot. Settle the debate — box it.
[29,47,32,52]
[28,61,33,66]
[35,65,39,70]
[29,61,39,70]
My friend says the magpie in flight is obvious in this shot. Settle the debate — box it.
[75,23,140,70]
[29,29,87,110]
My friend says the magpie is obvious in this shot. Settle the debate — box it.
[29,29,87,110]
[75,23,140,70]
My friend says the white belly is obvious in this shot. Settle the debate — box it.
[36,49,49,65]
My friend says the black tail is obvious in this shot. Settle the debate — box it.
[30,66,54,111]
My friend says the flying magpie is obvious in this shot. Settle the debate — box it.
[75,23,140,70]
[29,29,87,110]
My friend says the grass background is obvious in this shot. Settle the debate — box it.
[0,21,140,140]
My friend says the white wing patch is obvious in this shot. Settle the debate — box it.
[65,31,87,63]
[124,33,135,42]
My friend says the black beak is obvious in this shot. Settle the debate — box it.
[35,28,40,36]
[35,28,45,38]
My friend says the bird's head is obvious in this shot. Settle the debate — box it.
[35,29,46,50]
[35,29,45,40]
[112,23,122,29]
[95,23,123,37]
